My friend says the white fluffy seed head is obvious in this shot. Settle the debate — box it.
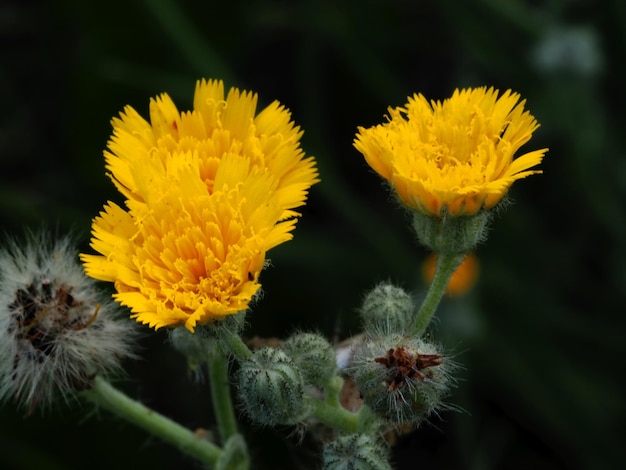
[0,232,136,413]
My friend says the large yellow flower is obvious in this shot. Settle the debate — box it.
[354,87,547,217]
[81,80,318,331]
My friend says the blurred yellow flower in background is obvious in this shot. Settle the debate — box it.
[354,87,547,217]
[81,80,318,331]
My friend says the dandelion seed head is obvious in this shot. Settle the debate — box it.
[0,233,136,412]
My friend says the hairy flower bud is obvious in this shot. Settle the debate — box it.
[282,332,336,387]
[349,334,453,426]
[322,433,391,470]
[237,347,307,426]
[360,283,414,334]
[0,233,135,412]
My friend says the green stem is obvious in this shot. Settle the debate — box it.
[306,395,359,434]
[305,375,361,433]
[324,375,344,408]
[414,252,466,336]
[221,330,252,361]
[83,377,221,466]
[208,347,239,444]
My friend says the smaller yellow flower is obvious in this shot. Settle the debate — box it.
[354,87,547,217]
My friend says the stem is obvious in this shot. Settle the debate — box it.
[306,395,359,434]
[305,375,360,433]
[324,375,344,408]
[414,252,465,336]
[84,377,221,466]
[221,330,252,361]
[208,346,239,444]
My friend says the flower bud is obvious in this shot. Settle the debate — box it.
[322,433,391,470]
[282,332,336,387]
[0,233,135,412]
[349,334,453,426]
[412,210,490,255]
[360,283,414,334]
[237,347,307,426]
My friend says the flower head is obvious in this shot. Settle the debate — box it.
[81,79,318,332]
[354,87,547,217]
[0,233,135,412]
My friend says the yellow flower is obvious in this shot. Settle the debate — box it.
[81,80,318,331]
[354,87,547,217]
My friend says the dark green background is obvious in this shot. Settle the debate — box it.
[1,0,624,469]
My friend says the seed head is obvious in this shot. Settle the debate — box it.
[0,233,136,412]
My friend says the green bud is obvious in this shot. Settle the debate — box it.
[412,210,490,255]
[322,433,391,470]
[360,283,414,335]
[237,347,307,426]
[349,334,453,426]
[282,333,336,387]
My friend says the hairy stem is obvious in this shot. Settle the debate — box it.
[415,253,465,336]
[84,377,221,466]
[208,346,239,444]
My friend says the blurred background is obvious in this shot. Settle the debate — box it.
[1,0,625,469]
